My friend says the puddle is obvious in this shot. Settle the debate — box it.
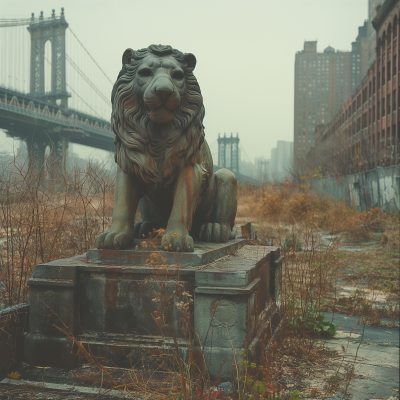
[340,269,356,275]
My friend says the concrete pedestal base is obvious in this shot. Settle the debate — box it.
[25,239,282,379]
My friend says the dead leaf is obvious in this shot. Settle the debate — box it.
[7,372,21,379]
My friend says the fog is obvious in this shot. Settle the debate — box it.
[0,0,367,163]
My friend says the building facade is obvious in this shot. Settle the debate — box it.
[307,0,400,175]
[368,0,385,67]
[294,41,361,165]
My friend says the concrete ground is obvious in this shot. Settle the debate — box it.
[323,313,399,400]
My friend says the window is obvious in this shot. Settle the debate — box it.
[373,76,376,94]
[373,105,376,122]
[388,94,391,114]
[369,81,372,97]
[387,126,391,146]
[378,101,380,120]
[394,89,397,111]
[388,61,391,81]
[382,67,385,85]
[382,98,386,117]
[377,72,380,90]
[394,55,397,76]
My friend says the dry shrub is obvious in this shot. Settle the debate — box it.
[283,192,316,223]
[256,184,385,240]
[259,193,284,222]
[0,155,115,307]
[236,183,263,220]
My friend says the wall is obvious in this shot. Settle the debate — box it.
[0,304,29,378]
[310,165,400,214]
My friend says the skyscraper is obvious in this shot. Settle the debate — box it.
[294,41,361,166]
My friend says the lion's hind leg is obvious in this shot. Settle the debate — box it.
[198,168,237,243]
[133,196,165,239]
[133,221,163,239]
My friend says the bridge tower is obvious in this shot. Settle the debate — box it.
[23,9,71,179]
[27,9,69,107]
[218,133,239,175]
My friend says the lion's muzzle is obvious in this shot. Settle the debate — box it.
[144,76,181,123]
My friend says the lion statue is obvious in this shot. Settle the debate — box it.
[97,44,237,252]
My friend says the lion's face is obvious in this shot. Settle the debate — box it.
[133,55,187,124]
[112,45,205,186]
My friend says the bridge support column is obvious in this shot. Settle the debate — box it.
[48,133,70,180]
[25,135,49,176]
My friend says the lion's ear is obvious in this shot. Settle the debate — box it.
[122,48,134,66]
[185,53,197,71]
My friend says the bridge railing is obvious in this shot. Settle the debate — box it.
[0,93,113,139]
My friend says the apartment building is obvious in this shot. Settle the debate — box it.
[294,42,360,165]
[308,0,400,175]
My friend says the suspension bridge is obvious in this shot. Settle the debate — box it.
[0,9,260,183]
[0,9,114,175]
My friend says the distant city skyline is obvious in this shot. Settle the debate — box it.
[1,0,368,163]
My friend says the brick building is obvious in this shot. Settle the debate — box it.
[294,41,362,166]
[307,0,400,175]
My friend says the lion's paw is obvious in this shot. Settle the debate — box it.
[198,223,231,243]
[162,230,194,252]
[97,225,133,250]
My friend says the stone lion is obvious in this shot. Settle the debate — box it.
[97,44,237,252]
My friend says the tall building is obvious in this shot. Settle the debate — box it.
[294,41,359,166]
[352,21,370,89]
[270,140,293,181]
[368,0,385,67]
[307,0,400,174]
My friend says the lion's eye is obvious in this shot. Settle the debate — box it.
[172,71,184,80]
[138,68,152,78]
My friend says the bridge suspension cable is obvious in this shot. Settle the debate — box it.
[67,27,113,85]
[0,17,53,28]
[65,55,110,105]
[65,26,113,120]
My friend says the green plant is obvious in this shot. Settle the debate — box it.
[239,353,284,400]
[283,233,302,252]
[289,302,336,337]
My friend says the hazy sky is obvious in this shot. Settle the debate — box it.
[1,0,368,164]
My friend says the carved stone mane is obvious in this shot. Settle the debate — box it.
[111,45,205,188]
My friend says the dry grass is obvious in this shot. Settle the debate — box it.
[0,168,397,398]
[0,156,115,307]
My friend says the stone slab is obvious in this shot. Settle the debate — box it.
[86,239,247,267]
[323,313,399,400]
[195,245,277,287]
[25,244,282,380]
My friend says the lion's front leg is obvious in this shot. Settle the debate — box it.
[97,165,141,250]
[162,164,203,252]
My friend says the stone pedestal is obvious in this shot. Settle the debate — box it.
[25,239,282,379]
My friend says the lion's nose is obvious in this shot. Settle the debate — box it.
[155,88,173,99]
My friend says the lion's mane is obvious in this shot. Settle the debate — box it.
[111,44,205,189]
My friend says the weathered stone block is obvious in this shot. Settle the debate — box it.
[24,241,282,379]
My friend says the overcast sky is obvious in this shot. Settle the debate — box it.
[1,0,368,164]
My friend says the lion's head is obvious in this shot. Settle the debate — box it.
[111,44,205,188]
